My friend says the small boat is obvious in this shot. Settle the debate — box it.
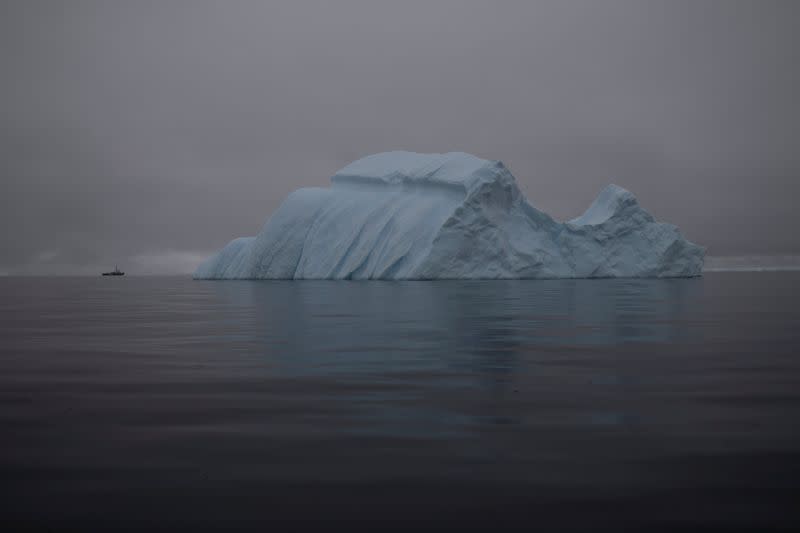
[102,265,125,276]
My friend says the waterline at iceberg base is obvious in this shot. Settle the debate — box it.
[195,152,704,280]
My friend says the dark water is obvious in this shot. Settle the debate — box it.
[1,273,799,531]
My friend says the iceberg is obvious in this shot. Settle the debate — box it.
[195,151,704,279]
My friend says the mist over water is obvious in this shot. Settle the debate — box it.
[1,273,799,530]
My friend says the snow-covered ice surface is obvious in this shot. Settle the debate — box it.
[195,152,704,279]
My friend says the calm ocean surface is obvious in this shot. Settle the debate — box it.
[1,273,799,531]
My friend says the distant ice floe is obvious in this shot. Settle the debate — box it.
[131,250,217,275]
[704,255,800,272]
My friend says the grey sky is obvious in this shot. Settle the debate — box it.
[1,0,798,274]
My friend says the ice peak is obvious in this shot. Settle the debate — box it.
[569,184,645,226]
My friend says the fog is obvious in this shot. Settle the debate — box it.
[1,0,797,274]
